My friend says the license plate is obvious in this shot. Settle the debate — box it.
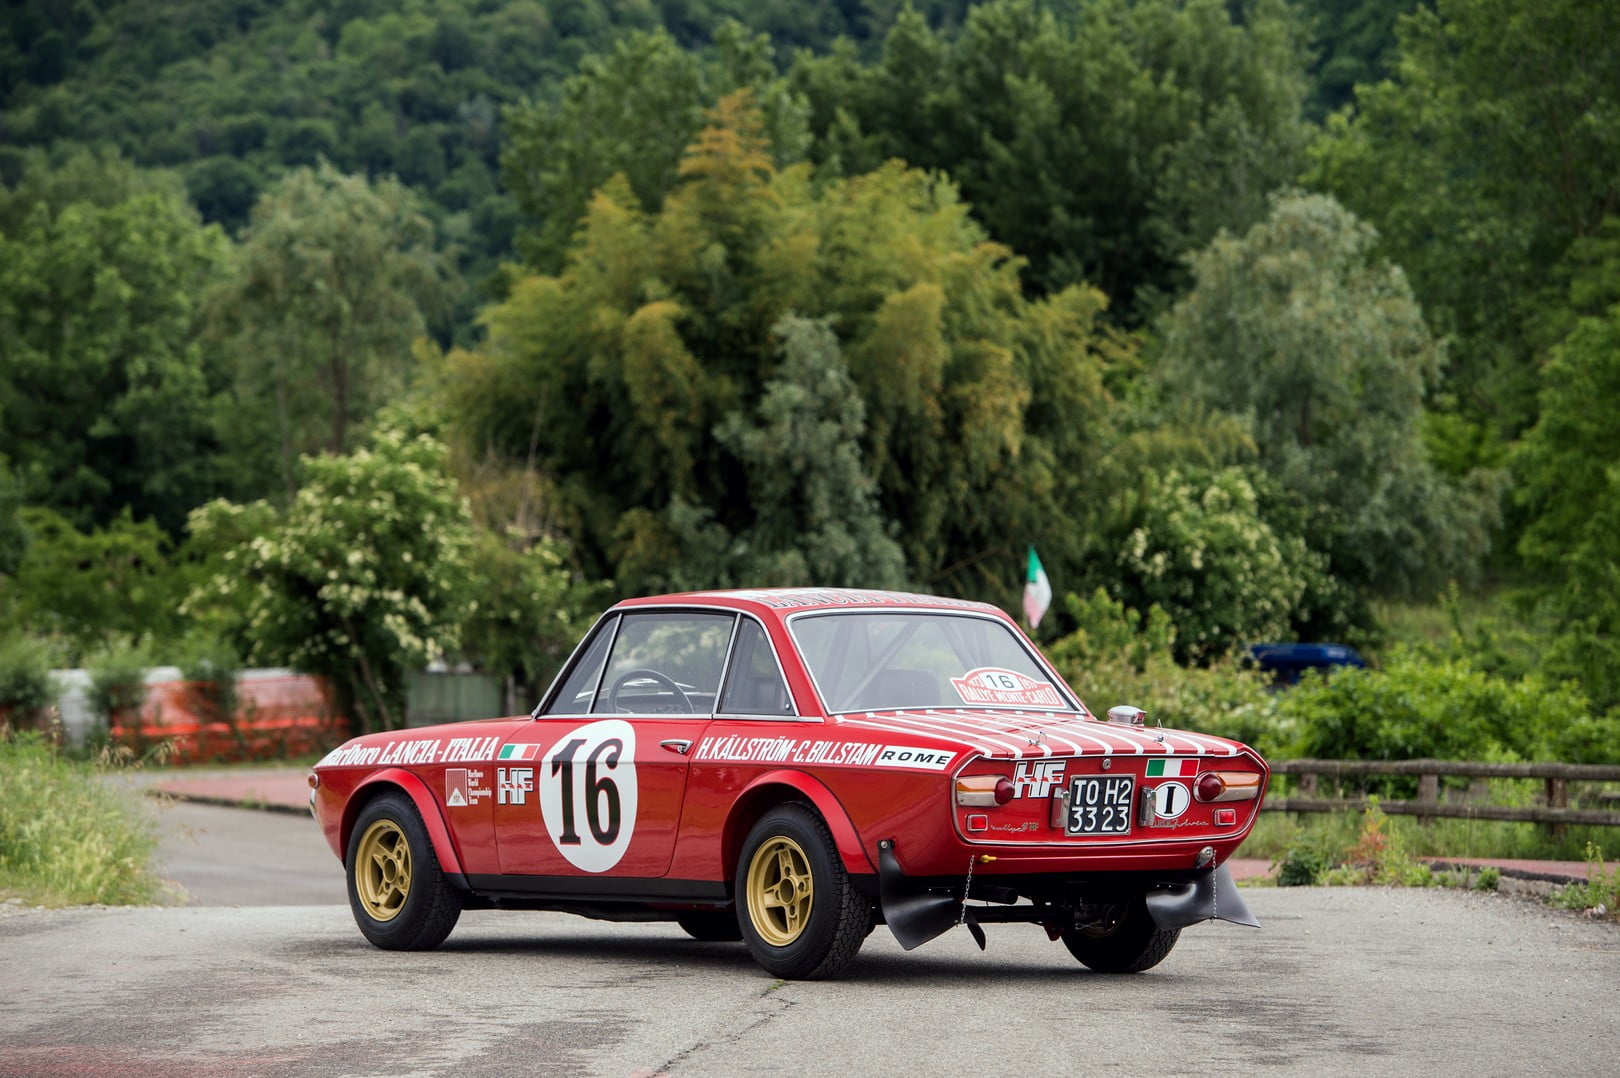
[1065,776,1134,835]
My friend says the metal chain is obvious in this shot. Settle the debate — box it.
[958,855,976,925]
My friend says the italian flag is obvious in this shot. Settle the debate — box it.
[1146,758,1198,778]
[1023,546,1052,630]
[497,743,538,761]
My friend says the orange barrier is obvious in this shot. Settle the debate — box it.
[109,675,350,764]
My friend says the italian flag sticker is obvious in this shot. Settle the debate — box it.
[1146,758,1198,778]
[497,743,539,761]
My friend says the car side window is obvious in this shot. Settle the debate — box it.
[542,614,618,715]
[591,611,735,714]
[718,619,794,716]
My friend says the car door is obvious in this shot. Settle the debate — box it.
[493,609,731,880]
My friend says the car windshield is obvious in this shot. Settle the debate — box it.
[789,611,1075,713]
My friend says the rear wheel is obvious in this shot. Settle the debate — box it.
[676,911,743,942]
[736,804,870,979]
[1061,896,1179,973]
[346,792,461,950]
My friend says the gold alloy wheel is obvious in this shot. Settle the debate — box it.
[354,818,412,922]
[746,835,815,947]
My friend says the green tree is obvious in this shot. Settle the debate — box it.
[1294,0,1425,120]
[1514,301,1620,712]
[1156,192,1494,616]
[501,21,810,273]
[448,92,1125,604]
[792,0,1312,318]
[1106,467,1323,664]
[1309,0,1620,441]
[207,164,456,499]
[0,458,26,579]
[7,508,188,662]
[188,428,476,734]
[0,150,230,533]
[460,531,599,697]
[663,315,909,590]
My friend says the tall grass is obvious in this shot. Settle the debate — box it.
[1246,809,1615,865]
[0,732,164,906]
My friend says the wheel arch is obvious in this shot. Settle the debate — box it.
[342,769,466,880]
[723,770,875,883]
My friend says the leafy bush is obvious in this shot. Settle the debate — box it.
[178,631,240,746]
[85,636,152,738]
[0,634,56,726]
[1277,647,1611,764]
[188,427,476,734]
[1276,841,1332,887]
[1337,800,1433,886]
[0,732,163,906]
[1105,467,1322,665]
[460,531,602,697]
[7,508,189,663]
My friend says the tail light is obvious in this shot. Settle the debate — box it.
[1195,771,1263,803]
[956,775,1015,807]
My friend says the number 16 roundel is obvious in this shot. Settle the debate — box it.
[539,720,638,872]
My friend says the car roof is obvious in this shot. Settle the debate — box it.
[612,588,1006,620]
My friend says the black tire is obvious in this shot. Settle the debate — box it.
[346,792,462,951]
[676,911,744,942]
[735,803,871,979]
[1061,896,1179,973]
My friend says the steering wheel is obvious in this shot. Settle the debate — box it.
[607,668,694,713]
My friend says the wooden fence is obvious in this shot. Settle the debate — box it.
[1264,758,1620,830]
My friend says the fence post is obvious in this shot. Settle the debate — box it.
[1546,777,1569,841]
[1417,773,1438,823]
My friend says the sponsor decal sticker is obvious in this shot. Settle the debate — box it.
[691,736,952,770]
[950,667,1065,709]
[539,720,637,873]
[874,745,953,770]
[694,735,883,767]
[444,768,491,808]
[1145,758,1198,778]
[323,735,502,769]
[727,589,992,611]
[320,743,381,768]
[1153,782,1191,819]
[443,735,501,763]
[1012,759,1067,798]
[497,767,534,805]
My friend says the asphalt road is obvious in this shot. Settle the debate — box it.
[153,799,345,906]
[1,800,1616,1077]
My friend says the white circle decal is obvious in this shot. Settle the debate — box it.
[1154,781,1190,820]
[539,719,637,872]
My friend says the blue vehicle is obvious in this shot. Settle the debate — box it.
[1246,643,1366,686]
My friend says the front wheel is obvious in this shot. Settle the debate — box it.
[1061,896,1179,973]
[736,804,871,979]
[346,792,462,950]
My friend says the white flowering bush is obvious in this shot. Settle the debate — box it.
[1110,467,1321,663]
[188,428,474,732]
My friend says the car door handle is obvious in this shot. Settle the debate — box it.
[660,739,692,755]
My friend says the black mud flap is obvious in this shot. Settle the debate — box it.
[1144,864,1260,930]
[879,841,974,951]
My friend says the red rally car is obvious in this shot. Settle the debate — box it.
[310,588,1266,979]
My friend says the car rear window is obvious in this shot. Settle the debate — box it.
[789,611,1071,713]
